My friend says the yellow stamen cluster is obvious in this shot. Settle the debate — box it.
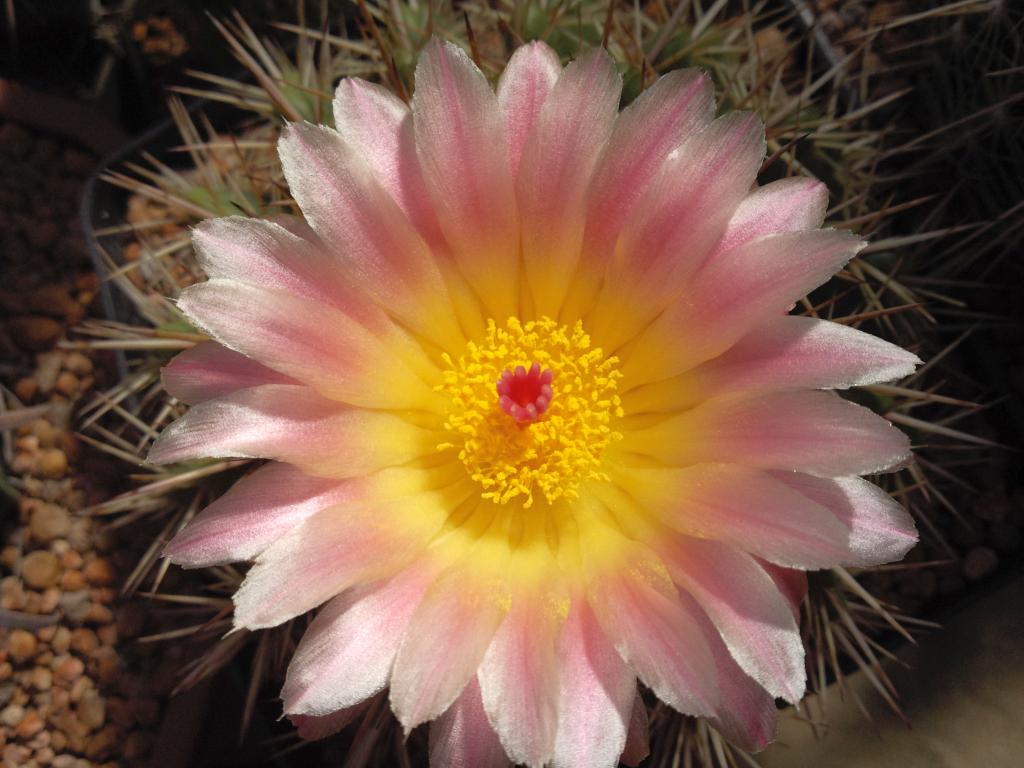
[439,317,624,508]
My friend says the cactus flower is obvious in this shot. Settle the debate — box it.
[151,39,920,767]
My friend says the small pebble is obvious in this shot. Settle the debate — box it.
[69,629,98,656]
[34,448,68,479]
[21,550,61,589]
[53,655,84,682]
[962,546,999,582]
[14,708,44,738]
[7,629,37,664]
[29,503,71,543]
[60,569,86,591]
[78,690,106,732]
[31,667,52,692]
[8,316,62,351]
[83,558,115,587]
[0,703,25,727]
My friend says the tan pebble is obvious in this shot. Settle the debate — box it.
[68,677,91,704]
[63,353,92,376]
[59,570,85,592]
[14,709,43,738]
[7,630,38,664]
[122,730,153,760]
[84,725,117,760]
[95,625,117,647]
[51,755,75,768]
[29,504,71,543]
[68,630,97,657]
[0,704,24,727]
[49,731,67,752]
[23,591,43,614]
[53,372,79,398]
[0,547,18,570]
[30,668,52,692]
[8,316,62,351]
[39,588,61,614]
[82,559,115,588]
[82,604,113,624]
[49,687,69,712]
[11,451,35,474]
[36,626,56,643]
[13,377,38,402]
[53,656,83,683]
[26,285,77,318]
[21,551,61,589]
[76,691,105,731]
[2,743,30,765]
[34,449,68,480]
[89,648,118,685]
[27,418,58,448]
[49,628,70,655]
[0,662,12,680]
[0,577,27,611]
[35,651,52,667]
[36,746,55,765]
[14,437,39,458]
[66,520,90,553]
[59,550,82,570]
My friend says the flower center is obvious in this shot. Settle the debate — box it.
[496,363,553,423]
[439,317,624,508]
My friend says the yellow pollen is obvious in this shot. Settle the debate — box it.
[438,317,624,508]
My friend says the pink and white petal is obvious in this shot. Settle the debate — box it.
[628,315,921,414]
[332,78,446,247]
[712,177,829,257]
[622,229,864,385]
[768,471,918,566]
[429,678,511,768]
[620,693,650,768]
[585,541,719,719]
[478,591,563,766]
[686,316,921,402]
[593,112,766,349]
[660,537,804,703]
[551,600,636,768]
[278,122,461,347]
[281,563,436,715]
[679,590,778,752]
[390,560,510,731]
[232,486,459,630]
[517,47,621,317]
[564,69,714,321]
[163,462,355,567]
[496,41,562,177]
[620,390,912,477]
[611,463,856,569]
[412,40,520,320]
[177,279,439,409]
[148,384,437,478]
[191,216,359,313]
[289,699,372,741]
[755,559,809,623]
[161,342,293,405]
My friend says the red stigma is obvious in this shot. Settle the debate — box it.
[496,363,553,424]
